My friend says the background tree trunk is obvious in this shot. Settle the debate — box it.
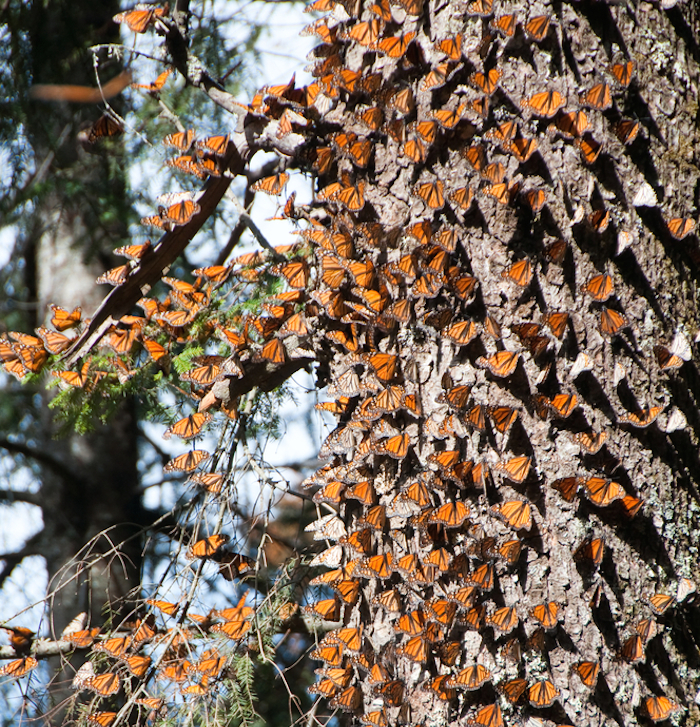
[2,2,144,719]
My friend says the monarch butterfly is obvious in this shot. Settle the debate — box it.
[431,103,465,129]
[524,188,546,212]
[347,139,373,168]
[95,263,130,287]
[580,82,612,110]
[487,606,518,633]
[437,383,471,411]
[463,143,487,172]
[217,551,255,581]
[356,553,393,579]
[472,702,503,727]
[340,527,372,555]
[609,60,635,87]
[448,663,491,691]
[86,713,117,727]
[396,634,429,663]
[491,13,516,36]
[396,609,426,636]
[135,697,164,712]
[484,407,516,436]
[483,180,520,204]
[432,34,462,60]
[310,642,343,665]
[164,449,211,473]
[445,188,473,216]
[163,129,195,153]
[469,68,501,95]
[574,536,605,566]
[186,533,229,560]
[619,406,662,428]
[356,106,383,132]
[93,635,131,658]
[114,4,167,32]
[649,592,675,615]
[619,493,644,518]
[375,680,404,706]
[582,273,613,301]
[49,304,82,332]
[163,413,211,440]
[318,665,352,691]
[654,344,685,371]
[525,14,550,40]
[463,404,485,432]
[441,319,477,346]
[336,181,365,211]
[483,161,505,184]
[494,455,531,483]
[573,660,599,687]
[548,393,578,418]
[667,217,696,240]
[425,598,456,625]
[551,109,590,139]
[573,430,607,454]
[66,627,100,648]
[428,449,460,472]
[251,172,289,195]
[121,654,151,678]
[387,87,414,117]
[413,180,445,209]
[35,327,71,357]
[83,672,121,696]
[620,633,644,662]
[377,31,416,57]
[340,18,382,47]
[421,61,453,91]
[87,113,124,143]
[0,656,38,678]
[606,116,634,146]
[530,601,560,630]
[146,598,179,616]
[577,135,603,164]
[132,67,173,94]
[329,684,362,711]
[645,695,681,723]
[311,678,342,702]
[162,197,200,226]
[211,619,251,640]
[476,350,520,378]
[372,589,401,612]
[522,90,565,117]
[581,476,623,507]
[598,306,627,336]
[542,239,567,267]
[636,618,658,643]
[498,538,522,564]
[551,476,579,502]
[491,500,532,530]
[360,710,389,727]
[428,501,471,528]
[528,678,560,708]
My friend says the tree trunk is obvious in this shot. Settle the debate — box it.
[13,1,144,718]
[297,1,700,725]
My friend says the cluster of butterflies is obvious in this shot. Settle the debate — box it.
[4,0,696,724]
[1,578,260,724]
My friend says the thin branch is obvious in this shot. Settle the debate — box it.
[0,437,86,487]
[0,489,42,506]
[225,188,285,261]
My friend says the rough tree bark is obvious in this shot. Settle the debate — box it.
[272,1,700,725]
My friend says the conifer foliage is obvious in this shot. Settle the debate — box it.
[2,0,700,726]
